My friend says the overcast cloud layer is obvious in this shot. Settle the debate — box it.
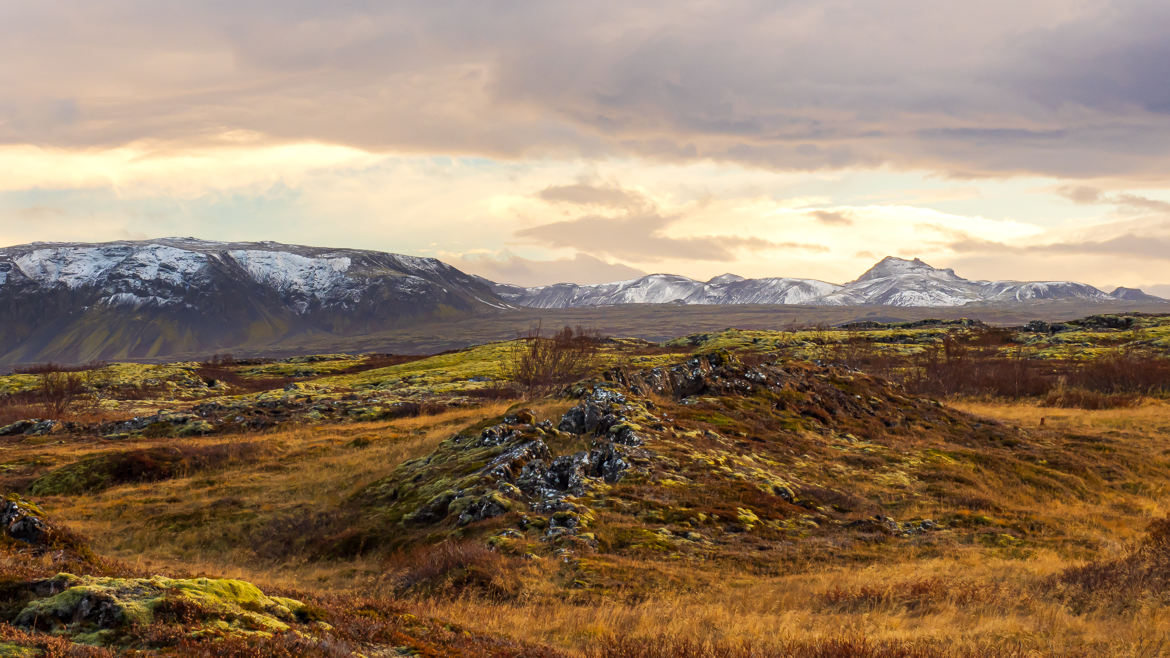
[1,1,1169,290]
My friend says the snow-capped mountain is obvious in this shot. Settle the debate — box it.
[0,238,508,364]
[0,241,1162,367]
[495,256,1160,309]
[1109,287,1166,302]
[0,238,508,313]
[818,257,1112,307]
[494,273,841,308]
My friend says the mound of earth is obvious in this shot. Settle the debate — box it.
[27,443,266,497]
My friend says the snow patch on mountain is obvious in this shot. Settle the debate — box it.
[981,281,1106,303]
[13,245,207,289]
[100,293,178,308]
[228,250,352,299]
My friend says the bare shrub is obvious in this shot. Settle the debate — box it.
[904,338,1048,398]
[387,540,515,599]
[1054,516,1170,612]
[0,398,43,426]
[505,324,601,397]
[36,371,86,418]
[13,361,107,375]
[1068,349,1170,396]
[823,327,1170,406]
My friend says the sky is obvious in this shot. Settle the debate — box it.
[1,1,1169,295]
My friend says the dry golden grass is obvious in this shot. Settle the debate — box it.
[22,404,514,582]
[953,397,1170,434]
[9,396,1170,656]
[413,552,1170,656]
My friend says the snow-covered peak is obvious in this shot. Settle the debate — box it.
[707,273,746,285]
[853,256,955,282]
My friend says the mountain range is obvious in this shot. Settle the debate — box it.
[0,238,1163,365]
[495,255,1163,308]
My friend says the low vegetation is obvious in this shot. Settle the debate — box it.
[0,313,1168,655]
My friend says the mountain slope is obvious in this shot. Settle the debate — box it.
[0,238,510,365]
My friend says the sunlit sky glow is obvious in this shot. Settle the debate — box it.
[2,2,1169,294]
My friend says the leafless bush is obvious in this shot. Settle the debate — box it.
[505,324,601,397]
[387,540,515,599]
[13,361,107,375]
[36,371,86,418]
[905,337,1051,398]
[1068,349,1170,396]
[1054,516,1170,612]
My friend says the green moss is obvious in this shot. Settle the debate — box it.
[241,354,361,377]
[0,374,39,396]
[15,574,312,645]
[27,455,115,496]
[316,342,516,392]
[736,507,761,530]
[0,642,40,657]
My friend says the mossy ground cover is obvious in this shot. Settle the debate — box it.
[3,314,1170,655]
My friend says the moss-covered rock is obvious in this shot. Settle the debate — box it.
[1,495,50,547]
[14,573,316,645]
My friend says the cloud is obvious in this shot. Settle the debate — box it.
[1057,185,1104,204]
[809,210,852,226]
[537,183,648,210]
[949,226,1170,262]
[4,1,1170,178]
[518,181,827,262]
[445,250,646,286]
[516,211,782,261]
[1058,185,1170,214]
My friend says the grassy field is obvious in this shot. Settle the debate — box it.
[2,313,1170,656]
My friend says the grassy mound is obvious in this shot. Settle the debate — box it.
[27,443,265,496]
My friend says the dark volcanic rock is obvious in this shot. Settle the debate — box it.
[1,495,51,546]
